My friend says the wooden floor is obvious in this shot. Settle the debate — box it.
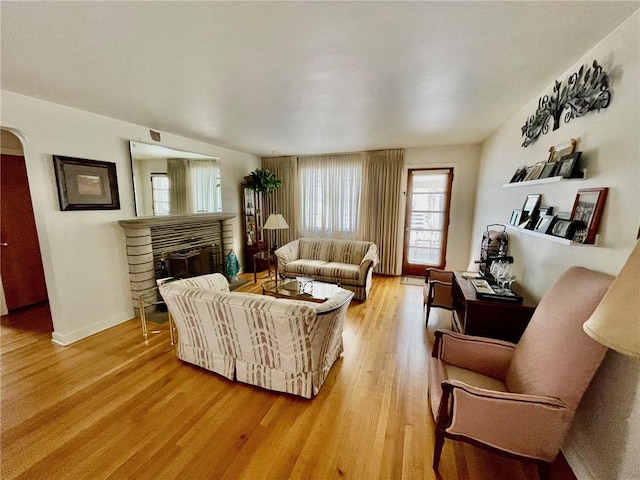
[1,274,577,480]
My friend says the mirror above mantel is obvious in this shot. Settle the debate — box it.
[129,140,222,217]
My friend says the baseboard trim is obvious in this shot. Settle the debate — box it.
[562,445,597,480]
[51,311,132,346]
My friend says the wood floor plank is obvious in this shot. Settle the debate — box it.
[0,274,576,480]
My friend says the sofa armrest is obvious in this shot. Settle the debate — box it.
[438,380,568,462]
[275,240,299,267]
[358,243,379,276]
[432,329,516,381]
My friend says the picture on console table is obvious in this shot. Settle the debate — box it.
[570,187,608,244]
[53,155,120,210]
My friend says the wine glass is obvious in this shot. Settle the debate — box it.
[495,261,511,293]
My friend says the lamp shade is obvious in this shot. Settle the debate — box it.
[264,214,289,230]
[583,240,640,358]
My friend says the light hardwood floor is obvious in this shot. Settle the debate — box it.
[1,274,576,480]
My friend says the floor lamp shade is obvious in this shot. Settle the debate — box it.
[263,214,289,253]
[583,240,640,358]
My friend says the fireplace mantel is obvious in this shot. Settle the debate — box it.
[119,212,237,314]
[118,212,237,228]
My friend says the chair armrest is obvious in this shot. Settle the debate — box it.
[162,273,230,293]
[432,330,516,381]
[437,380,568,461]
[275,240,299,266]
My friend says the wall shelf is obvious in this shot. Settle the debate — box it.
[505,225,592,246]
[502,170,586,188]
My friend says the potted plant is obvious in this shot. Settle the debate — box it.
[244,168,282,194]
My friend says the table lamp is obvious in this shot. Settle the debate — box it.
[583,239,640,358]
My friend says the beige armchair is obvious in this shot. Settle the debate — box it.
[428,266,613,479]
[424,268,454,327]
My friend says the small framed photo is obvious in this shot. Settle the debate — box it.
[509,209,522,226]
[53,155,120,211]
[547,138,577,163]
[551,219,578,239]
[537,205,553,217]
[509,166,527,183]
[556,152,582,178]
[523,162,545,182]
[570,187,609,244]
[538,162,558,179]
[534,215,556,234]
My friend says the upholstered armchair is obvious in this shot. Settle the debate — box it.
[428,267,613,479]
[424,268,454,327]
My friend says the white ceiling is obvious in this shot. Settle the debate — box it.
[1,2,638,157]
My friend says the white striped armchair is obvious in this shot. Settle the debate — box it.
[159,273,354,398]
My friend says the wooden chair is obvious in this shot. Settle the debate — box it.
[424,268,454,327]
[428,267,613,480]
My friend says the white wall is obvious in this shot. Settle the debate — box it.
[0,90,260,345]
[402,145,481,272]
[471,13,639,480]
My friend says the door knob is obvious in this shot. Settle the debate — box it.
[0,243,8,247]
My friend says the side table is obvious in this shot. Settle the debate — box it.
[253,251,274,283]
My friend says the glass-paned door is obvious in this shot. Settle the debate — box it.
[402,168,453,276]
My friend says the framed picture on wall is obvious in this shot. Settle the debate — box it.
[53,155,120,211]
[570,187,609,244]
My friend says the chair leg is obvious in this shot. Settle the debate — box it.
[425,304,431,328]
[537,461,550,480]
[433,431,445,470]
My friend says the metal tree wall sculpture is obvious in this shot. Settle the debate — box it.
[521,60,612,147]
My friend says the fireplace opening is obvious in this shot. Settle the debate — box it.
[163,244,224,280]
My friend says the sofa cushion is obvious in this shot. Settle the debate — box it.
[281,259,327,276]
[330,240,371,265]
[316,262,360,281]
[298,239,334,261]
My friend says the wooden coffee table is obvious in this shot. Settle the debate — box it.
[261,278,343,303]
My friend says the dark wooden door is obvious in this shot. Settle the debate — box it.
[1,154,48,310]
[402,168,454,276]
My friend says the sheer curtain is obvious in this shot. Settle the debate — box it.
[298,154,364,239]
[262,149,403,274]
[189,159,221,213]
[167,158,190,215]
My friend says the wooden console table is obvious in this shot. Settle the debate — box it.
[451,271,536,343]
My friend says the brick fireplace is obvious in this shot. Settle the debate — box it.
[118,213,236,315]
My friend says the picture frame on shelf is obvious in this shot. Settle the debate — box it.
[534,215,557,234]
[509,166,527,183]
[570,187,609,244]
[520,194,542,229]
[556,152,582,178]
[547,138,577,163]
[537,205,553,217]
[509,209,522,226]
[523,162,545,182]
[551,219,579,239]
[53,155,120,211]
[538,162,558,179]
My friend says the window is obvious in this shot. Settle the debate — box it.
[150,173,169,216]
[299,155,364,237]
[402,168,453,275]
[189,159,221,213]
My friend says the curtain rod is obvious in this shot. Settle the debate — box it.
[261,147,404,160]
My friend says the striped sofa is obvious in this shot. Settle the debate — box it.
[274,238,379,301]
[159,273,354,398]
